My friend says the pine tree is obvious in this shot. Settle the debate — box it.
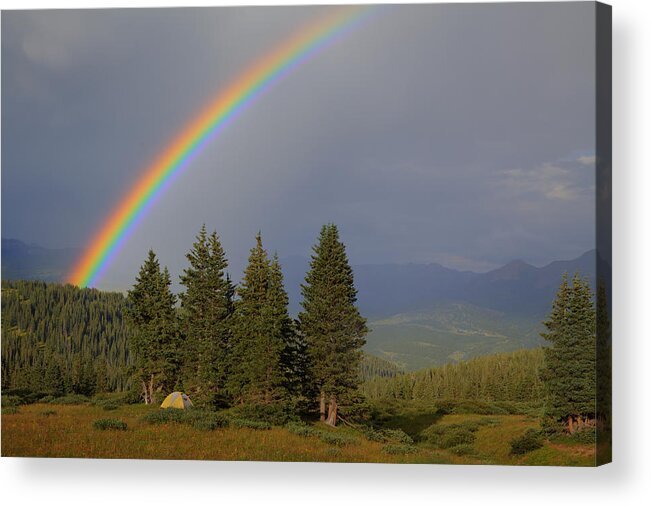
[299,224,368,426]
[540,272,596,433]
[595,280,612,432]
[126,250,180,404]
[228,234,290,404]
[271,253,307,401]
[179,225,233,407]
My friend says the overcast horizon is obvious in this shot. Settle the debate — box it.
[2,3,597,290]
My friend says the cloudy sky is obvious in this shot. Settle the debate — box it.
[2,2,597,290]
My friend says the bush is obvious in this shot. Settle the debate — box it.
[142,408,189,425]
[3,406,19,414]
[231,418,271,430]
[510,429,544,455]
[93,418,127,431]
[381,428,414,445]
[286,422,319,438]
[286,422,357,446]
[102,402,119,411]
[421,424,476,449]
[142,408,230,431]
[38,395,56,404]
[381,444,417,455]
[316,431,356,447]
[189,412,230,431]
[567,427,596,445]
[440,427,476,449]
[1,395,22,407]
[228,401,299,426]
[362,426,414,444]
[448,444,476,456]
[2,389,50,405]
[41,409,57,416]
[50,394,90,405]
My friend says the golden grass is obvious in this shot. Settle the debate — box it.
[1,404,595,465]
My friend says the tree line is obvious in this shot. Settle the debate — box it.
[1,280,131,395]
[126,223,367,426]
[361,348,545,403]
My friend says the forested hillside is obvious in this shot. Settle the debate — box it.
[360,353,403,381]
[1,280,131,393]
[362,348,544,403]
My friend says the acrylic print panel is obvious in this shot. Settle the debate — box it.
[1,2,611,466]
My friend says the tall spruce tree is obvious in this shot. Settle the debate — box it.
[126,250,180,404]
[540,272,596,433]
[228,234,291,404]
[299,224,368,426]
[179,225,233,407]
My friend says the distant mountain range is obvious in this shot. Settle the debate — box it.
[279,250,608,370]
[2,238,608,370]
[281,250,608,319]
[1,239,80,283]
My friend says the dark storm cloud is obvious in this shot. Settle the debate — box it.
[1,3,597,290]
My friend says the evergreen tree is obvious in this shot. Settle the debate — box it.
[540,272,596,433]
[228,235,291,404]
[595,280,612,433]
[126,250,180,404]
[179,225,233,406]
[44,354,65,397]
[299,224,368,426]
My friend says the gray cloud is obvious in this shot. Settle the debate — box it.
[2,3,597,289]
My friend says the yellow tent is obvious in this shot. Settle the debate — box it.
[160,392,193,409]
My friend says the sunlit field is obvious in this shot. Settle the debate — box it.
[2,403,595,466]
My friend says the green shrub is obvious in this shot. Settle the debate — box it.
[285,421,357,446]
[3,405,19,414]
[381,444,417,455]
[50,394,90,405]
[102,402,119,411]
[142,408,188,425]
[440,427,476,449]
[231,418,272,430]
[38,395,56,404]
[422,424,476,449]
[41,409,57,416]
[567,427,596,445]
[93,418,127,431]
[448,444,476,456]
[510,429,544,455]
[381,428,414,444]
[228,401,299,426]
[189,412,230,431]
[1,395,22,407]
[316,431,356,447]
[420,424,447,446]
[286,422,319,438]
[142,408,231,430]
[2,389,50,405]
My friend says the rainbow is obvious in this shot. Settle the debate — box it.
[68,5,377,287]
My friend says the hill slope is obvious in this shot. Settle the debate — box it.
[1,238,79,283]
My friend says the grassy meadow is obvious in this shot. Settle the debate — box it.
[1,402,595,466]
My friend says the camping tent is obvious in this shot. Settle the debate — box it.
[160,392,193,409]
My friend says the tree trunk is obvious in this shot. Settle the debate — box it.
[319,391,326,422]
[146,374,155,405]
[141,380,149,405]
[568,415,575,434]
[326,396,338,427]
